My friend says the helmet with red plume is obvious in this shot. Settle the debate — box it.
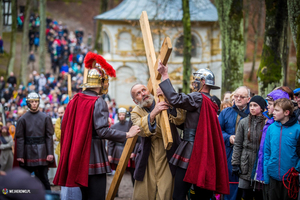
[79,52,115,94]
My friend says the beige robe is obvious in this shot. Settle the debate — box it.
[131,104,186,200]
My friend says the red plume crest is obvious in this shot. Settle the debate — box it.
[83,52,116,77]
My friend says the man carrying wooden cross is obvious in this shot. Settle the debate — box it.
[130,83,185,200]
[157,62,230,200]
[53,52,140,200]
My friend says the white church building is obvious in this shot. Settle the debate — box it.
[94,0,222,108]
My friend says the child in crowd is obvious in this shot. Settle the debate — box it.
[254,89,289,199]
[232,96,267,200]
[220,101,232,111]
[0,126,14,171]
[264,98,300,200]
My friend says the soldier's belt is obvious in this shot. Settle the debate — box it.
[183,128,196,142]
[115,142,125,147]
[25,136,45,145]
[92,135,101,139]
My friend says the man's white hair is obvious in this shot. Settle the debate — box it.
[234,86,251,97]
[130,83,144,100]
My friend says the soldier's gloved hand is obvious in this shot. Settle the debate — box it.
[17,158,24,163]
[108,156,113,163]
[126,125,140,138]
[232,165,241,177]
[157,60,169,81]
[47,155,54,162]
[130,153,135,159]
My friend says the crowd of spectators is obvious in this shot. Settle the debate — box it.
[0,14,120,131]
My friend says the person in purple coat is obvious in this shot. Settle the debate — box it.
[254,89,289,199]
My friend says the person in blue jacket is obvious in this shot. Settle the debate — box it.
[264,98,300,200]
[219,86,250,200]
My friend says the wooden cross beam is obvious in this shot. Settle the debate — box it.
[106,11,173,200]
[83,67,88,91]
[68,74,72,98]
[140,11,173,150]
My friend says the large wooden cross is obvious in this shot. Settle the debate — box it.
[106,11,173,200]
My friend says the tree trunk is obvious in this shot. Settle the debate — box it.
[7,0,17,75]
[249,0,263,81]
[244,0,249,61]
[0,0,3,37]
[287,0,300,88]
[94,0,108,52]
[257,0,287,96]
[21,0,32,85]
[280,15,289,86]
[182,0,192,94]
[39,0,46,74]
[214,0,244,94]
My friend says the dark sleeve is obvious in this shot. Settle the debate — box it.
[16,118,25,158]
[297,135,300,158]
[107,140,115,156]
[168,107,177,117]
[45,116,54,155]
[159,78,202,111]
[93,98,126,143]
[147,115,156,133]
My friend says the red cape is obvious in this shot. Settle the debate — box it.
[53,93,98,187]
[183,94,230,194]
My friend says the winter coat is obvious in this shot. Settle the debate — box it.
[232,115,265,181]
[219,104,249,200]
[0,135,14,171]
[264,115,300,184]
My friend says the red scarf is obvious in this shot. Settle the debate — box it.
[53,93,98,187]
[184,94,230,194]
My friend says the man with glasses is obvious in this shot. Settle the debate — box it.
[218,86,251,200]
[294,88,300,123]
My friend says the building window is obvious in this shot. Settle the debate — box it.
[174,34,201,58]
[103,31,110,53]
[118,32,132,51]
[3,0,12,26]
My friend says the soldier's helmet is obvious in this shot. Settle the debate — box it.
[79,52,116,95]
[26,92,40,109]
[193,68,220,90]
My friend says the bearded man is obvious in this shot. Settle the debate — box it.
[16,92,54,190]
[130,83,185,200]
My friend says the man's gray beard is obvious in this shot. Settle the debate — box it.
[137,94,154,108]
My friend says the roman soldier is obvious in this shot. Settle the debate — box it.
[157,62,230,200]
[16,92,54,190]
[53,52,140,200]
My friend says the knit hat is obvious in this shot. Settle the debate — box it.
[249,95,267,111]
[294,88,300,95]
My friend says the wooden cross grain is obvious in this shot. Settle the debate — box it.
[82,67,88,91]
[68,74,72,98]
[140,11,173,150]
[106,11,173,200]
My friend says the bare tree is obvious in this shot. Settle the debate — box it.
[21,0,32,85]
[0,0,3,37]
[249,0,263,81]
[38,0,46,73]
[94,0,108,52]
[257,0,287,95]
[7,0,17,75]
[287,0,300,88]
[214,0,244,94]
[244,0,249,61]
[182,0,192,94]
